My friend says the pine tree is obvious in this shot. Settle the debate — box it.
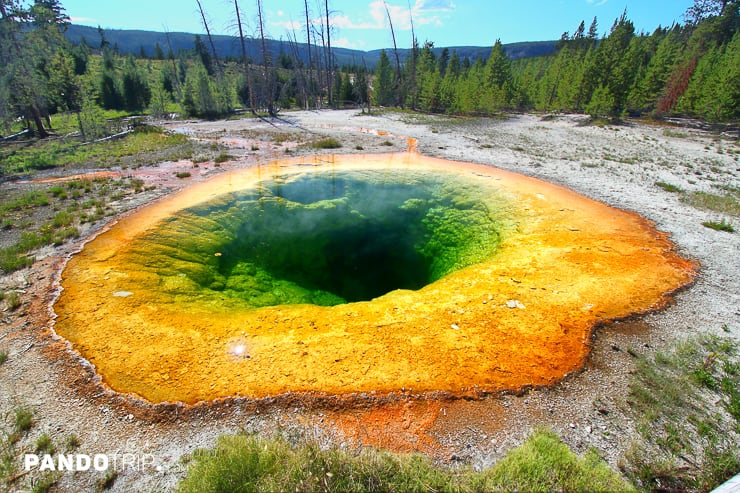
[0,0,70,137]
[373,50,394,106]
[588,17,599,40]
[154,42,164,60]
[484,39,515,110]
[121,54,151,111]
[194,34,214,76]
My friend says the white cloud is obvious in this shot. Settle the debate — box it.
[332,37,367,49]
[586,0,608,5]
[271,0,455,37]
[70,16,97,24]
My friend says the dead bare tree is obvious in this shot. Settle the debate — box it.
[256,0,277,116]
[162,25,182,99]
[286,25,308,110]
[233,0,255,114]
[407,0,418,109]
[362,58,371,114]
[313,11,327,107]
[324,0,333,107]
[384,1,403,107]
[304,0,314,109]
[195,0,221,74]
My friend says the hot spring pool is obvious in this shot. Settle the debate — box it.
[52,152,696,404]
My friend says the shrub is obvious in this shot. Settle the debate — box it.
[311,138,342,149]
[5,291,21,311]
[214,153,233,164]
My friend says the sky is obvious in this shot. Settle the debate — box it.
[60,0,696,51]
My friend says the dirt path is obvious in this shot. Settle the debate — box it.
[0,110,737,492]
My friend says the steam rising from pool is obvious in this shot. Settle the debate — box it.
[125,170,512,308]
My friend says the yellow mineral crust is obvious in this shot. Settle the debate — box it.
[52,152,696,404]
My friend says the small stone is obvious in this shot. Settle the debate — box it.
[506,300,525,309]
[569,423,576,429]
[450,323,460,330]
[586,426,592,434]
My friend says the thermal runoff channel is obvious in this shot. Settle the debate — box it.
[53,153,696,404]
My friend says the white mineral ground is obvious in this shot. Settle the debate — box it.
[1,110,737,492]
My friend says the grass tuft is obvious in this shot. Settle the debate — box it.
[702,219,734,233]
[656,181,682,193]
[98,470,118,491]
[310,138,343,150]
[35,433,56,455]
[14,407,34,434]
[65,434,81,451]
[214,152,233,164]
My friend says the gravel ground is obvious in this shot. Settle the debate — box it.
[0,110,737,492]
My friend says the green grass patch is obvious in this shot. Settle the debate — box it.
[702,219,735,233]
[214,152,233,164]
[473,429,634,492]
[0,351,7,365]
[656,181,682,193]
[310,138,343,150]
[1,127,190,176]
[682,191,740,216]
[624,335,740,492]
[175,172,192,179]
[0,177,147,274]
[178,430,631,493]
[0,192,50,217]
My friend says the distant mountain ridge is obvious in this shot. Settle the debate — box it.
[64,24,557,66]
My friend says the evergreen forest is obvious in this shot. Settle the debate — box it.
[1,0,738,142]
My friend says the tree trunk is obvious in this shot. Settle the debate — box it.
[256,0,276,116]
[196,0,221,74]
[29,107,49,138]
[384,2,403,108]
[233,0,255,114]
[304,0,313,110]
[325,0,333,107]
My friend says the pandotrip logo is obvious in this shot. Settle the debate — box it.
[24,453,158,473]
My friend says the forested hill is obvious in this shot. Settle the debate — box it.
[63,24,557,66]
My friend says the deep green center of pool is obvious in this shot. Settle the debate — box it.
[129,169,513,308]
